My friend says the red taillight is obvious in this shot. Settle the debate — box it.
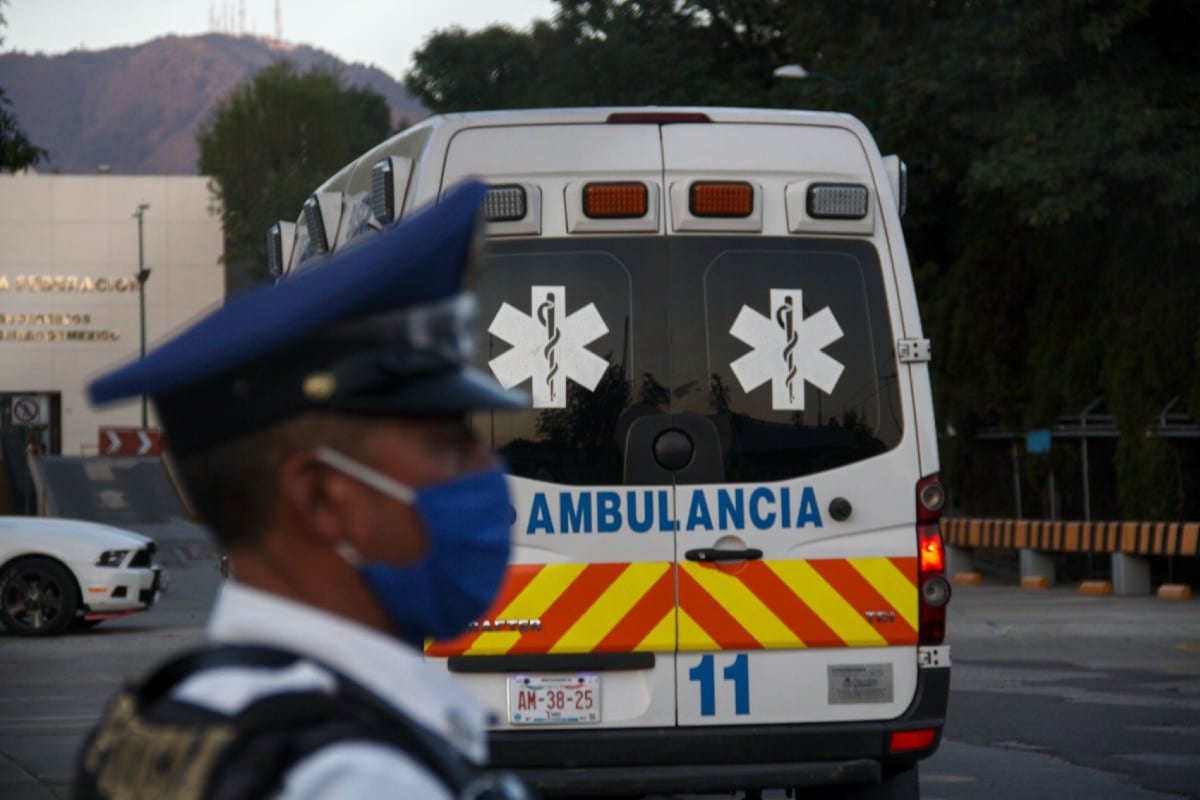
[888,728,938,753]
[916,474,950,645]
[919,526,945,573]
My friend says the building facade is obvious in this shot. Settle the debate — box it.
[0,173,224,460]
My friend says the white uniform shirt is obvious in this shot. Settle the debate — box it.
[172,580,490,799]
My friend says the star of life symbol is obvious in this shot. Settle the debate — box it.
[488,286,609,408]
[729,289,845,411]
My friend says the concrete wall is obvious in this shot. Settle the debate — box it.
[0,173,224,455]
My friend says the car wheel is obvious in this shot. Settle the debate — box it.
[0,557,80,636]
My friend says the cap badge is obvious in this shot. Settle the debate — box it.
[302,372,337,402]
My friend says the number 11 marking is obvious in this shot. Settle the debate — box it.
[688,653,750,716]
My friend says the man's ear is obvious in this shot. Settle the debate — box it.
[276,451,361,547]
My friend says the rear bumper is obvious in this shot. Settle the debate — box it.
[489,665,950,796]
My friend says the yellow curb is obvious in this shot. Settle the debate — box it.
[952,572,982,586]
[1021,576,1051,590]
[1078,580,1112,596]
[1157,584,1192,601]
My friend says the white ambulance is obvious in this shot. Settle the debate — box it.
[273,108,952,799]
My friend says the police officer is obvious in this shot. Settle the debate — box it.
[71,183,531,799]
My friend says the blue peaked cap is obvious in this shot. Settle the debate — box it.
[89,180,526,456]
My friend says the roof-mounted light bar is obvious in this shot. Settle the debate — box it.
[883,155,908,217]
[689,181,754,218]
[266,221,296,279]
[483,185,527,222]
[303,191,343,255]
[370,156,413,226]
[807,184,869,220]
[583,182,649,219]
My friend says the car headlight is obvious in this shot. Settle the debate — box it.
[96,550,129,567]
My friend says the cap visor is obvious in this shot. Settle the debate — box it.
[343,366,529,415]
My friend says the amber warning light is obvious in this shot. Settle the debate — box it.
[583,182,648,219]
[690,181,753,218]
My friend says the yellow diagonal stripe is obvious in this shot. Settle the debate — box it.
[678,607,718,651]
[682,563,799,648]
[768,560,886,647]
[850,558,919,630]
[635,608,676,652]
[550,562,670,654]
[465,563,586,655]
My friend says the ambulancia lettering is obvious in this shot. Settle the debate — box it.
[524,487,823,534]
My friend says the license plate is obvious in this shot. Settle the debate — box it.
[507,674,600,725]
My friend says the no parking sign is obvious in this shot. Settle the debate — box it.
[10,396,46,426]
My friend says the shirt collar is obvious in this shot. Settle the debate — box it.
[206,580,489,762]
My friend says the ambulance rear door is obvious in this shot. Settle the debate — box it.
[430,119,680,731]
[660,121,922,726]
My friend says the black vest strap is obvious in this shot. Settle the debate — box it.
[72,644,531,800]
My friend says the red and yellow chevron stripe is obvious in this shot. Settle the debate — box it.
[425,557,918,657]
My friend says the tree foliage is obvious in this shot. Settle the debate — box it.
[409,0,1200,519]
[0,0,48,172]
[196,62,390,293]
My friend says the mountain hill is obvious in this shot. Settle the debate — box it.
[0,33,428,175]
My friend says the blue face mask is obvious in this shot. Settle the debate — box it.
[314,447,513,646]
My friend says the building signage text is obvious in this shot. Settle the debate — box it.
[1,311,121,343]
[0,275,142,293]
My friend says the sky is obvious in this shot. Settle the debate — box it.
[0,0,558,80]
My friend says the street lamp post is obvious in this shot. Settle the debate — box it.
[772,63,873,116]
[133,202,151,428]
[772,63,851,88]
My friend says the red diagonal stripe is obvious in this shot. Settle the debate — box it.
[425,564,542,656]
[678,566,760,649]
[507,562,629,654]
[738,561,845,648]
[810,559,917,645]
[595,566,675,652]
[887,556,918,586]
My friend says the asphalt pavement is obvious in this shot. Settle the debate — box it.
[1,526,1197,799]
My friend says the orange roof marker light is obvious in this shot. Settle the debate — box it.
[690,182,754,218]
[583,182,649,219]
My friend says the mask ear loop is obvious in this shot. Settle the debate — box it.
[314,446,422,568]
[313,446,418,504]
[334,541,367,568]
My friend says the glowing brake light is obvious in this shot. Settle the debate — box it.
[583,182,648,219]
[919,527,945,573]
[690,182,753,218]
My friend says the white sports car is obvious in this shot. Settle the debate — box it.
[0,516,167,636]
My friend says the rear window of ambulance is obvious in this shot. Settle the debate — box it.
[472,237,902,486]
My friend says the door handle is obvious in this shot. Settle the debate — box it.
[684,548,763,563]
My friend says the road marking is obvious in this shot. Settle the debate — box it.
[921,774,976,784]
[1175,642,1200,652]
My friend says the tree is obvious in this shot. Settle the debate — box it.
[407,0,1200,519]
[196,62,390,293]
[0,0,48,172]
